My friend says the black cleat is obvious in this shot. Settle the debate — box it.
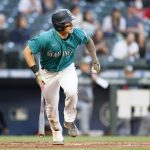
[64,121,79,137]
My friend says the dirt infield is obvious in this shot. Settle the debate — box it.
[0,141,150,149]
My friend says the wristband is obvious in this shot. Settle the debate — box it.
[30,65,38,74]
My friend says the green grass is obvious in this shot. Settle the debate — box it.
[0,136,150,150]
[1,135,150,142]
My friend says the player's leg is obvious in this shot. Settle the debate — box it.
[43,82,62,131]
[40,69,63,144]
[59,63,79,137]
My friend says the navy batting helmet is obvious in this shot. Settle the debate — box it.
[52,9,76,31]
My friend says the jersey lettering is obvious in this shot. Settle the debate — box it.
[47,50,72,58]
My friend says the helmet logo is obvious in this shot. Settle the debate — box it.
[67,10,71,17]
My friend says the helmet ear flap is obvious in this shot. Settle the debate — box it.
[52,19,65,31]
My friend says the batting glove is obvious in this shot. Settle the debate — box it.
[35,72,45,90]
[91,59,100,74]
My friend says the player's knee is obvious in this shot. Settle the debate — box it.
[65,91,77,99]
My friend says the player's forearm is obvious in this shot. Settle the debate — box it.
[23,46,36,68]
[86,38,101,74]
[85,38,99,62]
[23,46,45,89]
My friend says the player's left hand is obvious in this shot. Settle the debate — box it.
[35,72,45,91]
[91,59,100,74]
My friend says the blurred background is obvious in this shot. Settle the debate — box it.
[0,0,150,136]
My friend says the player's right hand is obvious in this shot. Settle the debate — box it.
[35,72,45,90]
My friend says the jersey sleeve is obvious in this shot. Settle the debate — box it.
[74,28,90,44]
[28,34,44,54]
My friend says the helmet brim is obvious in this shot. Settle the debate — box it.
[60,15,76,23]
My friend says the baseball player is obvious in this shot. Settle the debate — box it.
[23,9,100,145]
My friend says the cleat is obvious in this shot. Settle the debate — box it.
[52,130,64,145]
[64,121,79,137]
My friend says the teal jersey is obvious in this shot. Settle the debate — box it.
[28,28,90,72]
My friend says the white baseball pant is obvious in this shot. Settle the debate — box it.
[40,63,78,132]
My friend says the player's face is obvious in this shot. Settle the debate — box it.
[64,22,73,33]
